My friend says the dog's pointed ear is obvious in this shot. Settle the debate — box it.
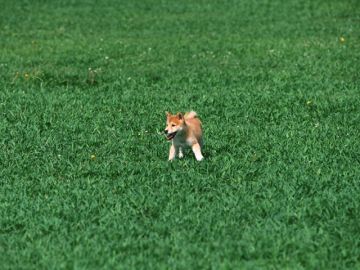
[177,112,183,119]
[165,111,171,118]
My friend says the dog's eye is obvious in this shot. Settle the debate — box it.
[171,124,176,127]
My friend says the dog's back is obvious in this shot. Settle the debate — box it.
[185,111,202,143]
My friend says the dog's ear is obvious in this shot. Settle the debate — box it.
[165,111,171,118]
[177,112,183,119]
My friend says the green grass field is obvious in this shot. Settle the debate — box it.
[1,0,360,269]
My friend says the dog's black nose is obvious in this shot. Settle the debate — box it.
[164,129,168,134]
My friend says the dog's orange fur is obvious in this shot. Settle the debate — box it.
[164,111,204,161]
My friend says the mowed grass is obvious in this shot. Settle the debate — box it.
[1,0,360,269]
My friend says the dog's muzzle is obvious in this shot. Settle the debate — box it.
[166,131,177,140]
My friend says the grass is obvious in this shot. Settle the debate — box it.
[1,0,360,269]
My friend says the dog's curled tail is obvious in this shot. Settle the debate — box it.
[184,111,198,119]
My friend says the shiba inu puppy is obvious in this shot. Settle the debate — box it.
[164,111,204,161]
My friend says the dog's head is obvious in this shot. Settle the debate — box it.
[164,112,184,140]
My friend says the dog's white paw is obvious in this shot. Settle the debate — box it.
[196,156,204,161]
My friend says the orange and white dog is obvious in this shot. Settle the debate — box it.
[164,111,204,161]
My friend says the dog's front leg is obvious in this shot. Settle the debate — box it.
[168,143,176,161]
[178,147,184,158]
[191,143,204,161]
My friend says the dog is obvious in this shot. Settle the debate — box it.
[164,111,204,161]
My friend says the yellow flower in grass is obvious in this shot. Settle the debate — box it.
[90,154,96,160]
[340,37,345,43]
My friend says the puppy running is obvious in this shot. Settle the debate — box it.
[164,111,204,161]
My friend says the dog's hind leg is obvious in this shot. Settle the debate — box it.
[191,143,204,161]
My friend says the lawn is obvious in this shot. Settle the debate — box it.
[1,0,360,269]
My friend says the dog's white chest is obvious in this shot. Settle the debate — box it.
[173,134,191,147]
